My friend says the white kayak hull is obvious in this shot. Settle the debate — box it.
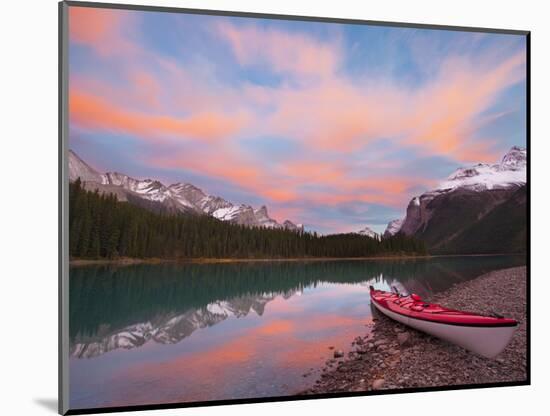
[371,299,517,358]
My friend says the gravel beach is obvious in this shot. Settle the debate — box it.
[303,266,527,394]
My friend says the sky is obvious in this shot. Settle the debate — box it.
[68,6,527,234]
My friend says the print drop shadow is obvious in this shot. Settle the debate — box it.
[34,398,58,413]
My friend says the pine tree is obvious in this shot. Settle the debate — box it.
[68,183,428,260]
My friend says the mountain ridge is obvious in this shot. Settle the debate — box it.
[69,149,304,231]
[356,226,379,239]
[382,146,527,254]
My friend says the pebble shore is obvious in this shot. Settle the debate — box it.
[303,266,527,394]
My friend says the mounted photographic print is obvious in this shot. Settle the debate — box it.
[59,1,530,414]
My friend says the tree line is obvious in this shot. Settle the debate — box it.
[69,178,427,260]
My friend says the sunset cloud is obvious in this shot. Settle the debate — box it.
[257,50,525,160]
[406,51,526,159]
[68,7,526,233]
[69,6,139,57]
[217,22,341,79]
[70,91,248,142]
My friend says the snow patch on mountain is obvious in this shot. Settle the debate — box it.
[70,294,282,358]
[103,173,170,202]
[68,150,302,230]
[357,226,379,239]
[437,146,526,193]
[383,218,404,238]
[212,206,241,221]
[398,146,527,238]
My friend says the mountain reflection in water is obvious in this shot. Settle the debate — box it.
[70,256,525,360]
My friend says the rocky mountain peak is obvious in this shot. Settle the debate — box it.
[438,147,526,193]
[68,149,104,183]
[170,182,203,192]
[68,149,300,231]
[357,226,378,239]
[393,145,527,254]
[500,146,526,171]
[283,220,304,232]
[383,218,404,238]
[255,205,269,217]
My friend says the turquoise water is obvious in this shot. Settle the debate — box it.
[69,255,525,409]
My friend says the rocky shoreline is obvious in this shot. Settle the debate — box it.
[303,266,527,394]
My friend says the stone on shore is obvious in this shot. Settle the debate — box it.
[397,332,411,347]
[372,379,385,390]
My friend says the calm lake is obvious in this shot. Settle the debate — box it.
[69,255,525,409]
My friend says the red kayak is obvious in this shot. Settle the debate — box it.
[369,286,518,358]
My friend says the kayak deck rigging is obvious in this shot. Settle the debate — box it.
[370,287,517,327]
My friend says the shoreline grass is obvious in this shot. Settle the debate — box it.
[69,252,525,267]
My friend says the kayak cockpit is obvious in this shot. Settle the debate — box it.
[370,286,518,327]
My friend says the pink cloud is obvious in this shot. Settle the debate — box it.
[69,6,139,57]
[70,90,249,142]
[150,149,296,208]
[150,145,426,215]
[257,50,525,161]
[207,25,524,162]
[217,22,341,79]
[72,16,525,165]
[407,51,526,160]
[127,69,162,109]
[69,14,525,230]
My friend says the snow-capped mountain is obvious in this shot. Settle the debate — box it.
[437,146,526,193]
[283,220,303,231]
[394,146,527,253]
[68,150,304,231]
[103,172,171,202]
[356,226,379,239]
[383,218,404,238]
[70,293,285,359]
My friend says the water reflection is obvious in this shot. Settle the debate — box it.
[69,255,525,409]
[70,256,525,358]
[71,293,281,358]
